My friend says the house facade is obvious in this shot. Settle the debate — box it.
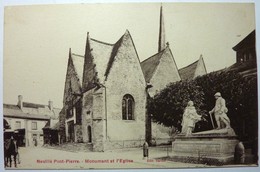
[233,30,256,64]
[3,95,60,147]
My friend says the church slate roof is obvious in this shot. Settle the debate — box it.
[86,30,135,83]
[89,38,114,83]
[104,34,125,80]
[71,53,84,86]
[140,49,166,82]
[178,60,199,80]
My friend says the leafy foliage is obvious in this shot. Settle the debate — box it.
[149,69,258,140]
[148,79,206,131]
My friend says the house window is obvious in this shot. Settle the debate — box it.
[32,121,37,130]
[15,121,21,129]
[122,94,135,120]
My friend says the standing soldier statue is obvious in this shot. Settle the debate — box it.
[209,92,231,129]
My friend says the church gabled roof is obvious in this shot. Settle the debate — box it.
[179,55,207,80]
[141,49,166,82]
[104,33,125,80]
[141,46,181,83]
[179,60,199,80]
[84,30,136,84]
[89,38,114,83]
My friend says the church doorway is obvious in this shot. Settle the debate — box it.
[87,126,92,143]
[67,121,74,142]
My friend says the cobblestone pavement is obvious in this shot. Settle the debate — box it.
[5,146,208,170]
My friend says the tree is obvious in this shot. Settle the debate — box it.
[148,79,207,132]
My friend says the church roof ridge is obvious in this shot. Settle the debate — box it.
[90,38,114,46]
[70,49,84,87]
[141,48,166,64]
[179,58,200,80]
[179,59,199,71]
[71,53,84,58]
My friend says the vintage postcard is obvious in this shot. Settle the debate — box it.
[2,1,259,171]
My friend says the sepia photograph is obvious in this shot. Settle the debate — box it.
[1,0,259,171]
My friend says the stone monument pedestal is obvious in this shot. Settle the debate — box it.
[171,128,238,165]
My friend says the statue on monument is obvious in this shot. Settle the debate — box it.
[209,92,231,129]
[181,101,202,136]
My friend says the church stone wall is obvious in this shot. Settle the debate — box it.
[104,32,146,143]
[75,124,83,142]
[82,90,94,143]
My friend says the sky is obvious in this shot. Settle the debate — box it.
[2,1,256,108]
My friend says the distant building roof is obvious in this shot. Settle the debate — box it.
[141,49,166,82]
[233,30,255,51]
[3,104,51,120]
[179,60,199,80]
[23,102,45,108]
[3,98,61,120]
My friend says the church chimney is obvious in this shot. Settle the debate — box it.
[158,4,166,52]
[17,95,23,109]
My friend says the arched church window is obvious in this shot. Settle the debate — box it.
[122,94,135,120]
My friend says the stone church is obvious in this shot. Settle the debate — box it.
[59,5,207,151]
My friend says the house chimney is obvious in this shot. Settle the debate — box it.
[48,100,53,111]
[17,95,23,109]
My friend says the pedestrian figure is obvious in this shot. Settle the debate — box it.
[143,141,149,159]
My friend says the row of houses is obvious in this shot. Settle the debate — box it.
[3,95,60,147]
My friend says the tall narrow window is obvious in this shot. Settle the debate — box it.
[122,94,135,120]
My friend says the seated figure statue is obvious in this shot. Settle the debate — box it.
[181,101,202,136]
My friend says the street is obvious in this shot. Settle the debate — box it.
[6,146,207,169]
